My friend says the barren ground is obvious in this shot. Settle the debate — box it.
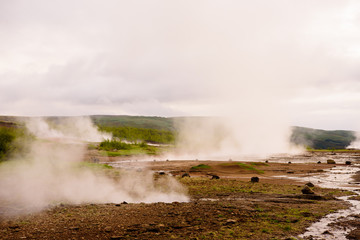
[1,152,358,240]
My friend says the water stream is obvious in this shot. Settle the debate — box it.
[279,163,360,240]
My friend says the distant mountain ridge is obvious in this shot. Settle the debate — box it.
[0,115,357,149]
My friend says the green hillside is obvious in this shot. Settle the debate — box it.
[0,115,358,150]
[91,115,175,131]
[290,126,356,150]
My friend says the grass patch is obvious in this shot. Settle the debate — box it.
[220,162,265,174]
[190,164,211,170]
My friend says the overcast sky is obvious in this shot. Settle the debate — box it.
[1,0,360,130]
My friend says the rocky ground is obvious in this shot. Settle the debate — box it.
[1,152,359,240]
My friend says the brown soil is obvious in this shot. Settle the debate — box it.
[0,152,356,240]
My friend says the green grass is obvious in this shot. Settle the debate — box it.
[100,144,159,157]
[190,164,211,170]
[220,162,265,174]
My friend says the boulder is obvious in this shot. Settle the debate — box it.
[305,182,315,187]
[327,159,336,164]
[211,175,220,180]
[301,185,315,194]
[181,173,190,178]
[346,161,352,165]
[251,177,259,183]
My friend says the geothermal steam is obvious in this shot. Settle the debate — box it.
[0,117,188,215]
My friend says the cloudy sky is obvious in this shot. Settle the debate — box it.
[1,0,360,130]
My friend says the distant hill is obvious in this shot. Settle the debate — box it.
[91,115,175,131]
[291,126,356,150]
[0,115,357,149]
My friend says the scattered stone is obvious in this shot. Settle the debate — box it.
[322,230,333,235]
[225,219,237,225]
[265,160,269,163]
[327,159,336,164]
[181,173,190,178]
[286,171,295,174]
[122,201,128,204]
[251,177,259,183]
[305,182,315,187]
[288,161,292,164]
[104,226,112,232]
[301,185,315,195]
[8,225,20,229]
[317,161,321,164]
[110,236,123,240]
[346,161,352,165]
[115,204,121,207]
[211,175,220,180]
[159,172,166,175]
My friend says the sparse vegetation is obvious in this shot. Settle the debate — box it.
[99,139,160,156]
[190,164,211,170]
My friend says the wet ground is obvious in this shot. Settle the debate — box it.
[1,151,360,239]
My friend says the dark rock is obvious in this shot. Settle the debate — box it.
[301,185,315,194]
[265,160,269,163]
[69,226,79,231]
[327,159,336,164]
[305,182,315,187]
[211,175,220,180]
[288,161,292,164]
[8,225,20,229]
[251,177,259,183]
[317,161,321,164]
[122,201,128,204]
[322,230,333,235]
[286,171,295,174]
[159,172,166,175]
[110,236,123,240]
[346,161,352,165]
[181,173,190,178]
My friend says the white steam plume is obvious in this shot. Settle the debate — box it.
[0,117,188,215]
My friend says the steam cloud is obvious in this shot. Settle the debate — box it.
[0,117,188,215]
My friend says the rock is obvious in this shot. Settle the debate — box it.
[8,225,20,229]
[346,161,352,165]
[327,159,336,164]
[288,161,292,164]
[211,175,220,180]
[110,236,123,240]
[225,219,237,225]
[122,201,128,204]
[181,173,190,178]
[69,226,80,231]
[159,172,166,175]
[305,182,315,187]
[265,160,269,163]
[301,185,315,194]
[286,171,295,174]
[251,177,259,183]
[104,226,112,232]
[317,161,321,164]
[322,230,333,235]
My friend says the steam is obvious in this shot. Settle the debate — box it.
[25,117,111,142]
[0,117,188,215]
[347,132,360,149]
